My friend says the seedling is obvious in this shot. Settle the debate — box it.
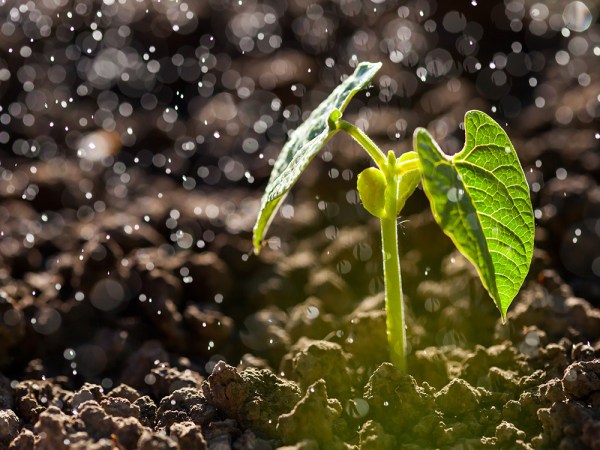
[253,62,534,372]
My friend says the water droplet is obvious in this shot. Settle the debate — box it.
[281,205,294,219]
[345,398,369,418]
[447,187,464,202]
[564,368,578,382]
[563,1,592,32]
[63,348,76,360]
[32,307,62,335]
[306,306,320,320]
[425,297,440,312]
[353,243,373,262]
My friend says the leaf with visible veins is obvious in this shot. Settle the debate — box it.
[252,62,382,253]
[415,111,534,319]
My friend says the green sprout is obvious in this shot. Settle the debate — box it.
[252,62,534,372]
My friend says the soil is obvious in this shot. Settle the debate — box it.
[1,0,599,449]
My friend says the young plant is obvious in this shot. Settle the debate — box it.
[252,62,534,372]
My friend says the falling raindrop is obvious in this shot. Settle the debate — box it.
[305,306,320,320]
[556,168,567,180]
[447,187,464,202]
[562,1,593,32]
[345,398,369,418]
[336,260,352,274]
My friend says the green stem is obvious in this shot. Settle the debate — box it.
[337,120,387,169]
[381,216,406,372]
[333,115,411,371]
[380,155,407,371]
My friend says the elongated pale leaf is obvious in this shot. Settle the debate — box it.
[253,61,382,253]
[415,111,534,319]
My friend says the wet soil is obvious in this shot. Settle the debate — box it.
[1,0,599,449]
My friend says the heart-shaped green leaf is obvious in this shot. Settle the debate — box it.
[252,61,382,253]
[415,111,534,319]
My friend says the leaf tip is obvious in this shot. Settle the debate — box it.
[464,109,495,126]
[412,127,429,147]
[359,60,383,70]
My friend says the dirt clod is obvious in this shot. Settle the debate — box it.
[281,338,352,399]
[435,378,481,415]
[358,420,397,450]
[203,361,301,438]
[169,421,207,450]
[0,409,19,444]
[363,363,433,433]
[277,380,342,447]
[562,360,600,399]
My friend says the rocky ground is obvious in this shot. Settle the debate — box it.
[0,0,599,449]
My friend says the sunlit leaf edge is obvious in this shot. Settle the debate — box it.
[415,111,534,319]
[253,61,382,253]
